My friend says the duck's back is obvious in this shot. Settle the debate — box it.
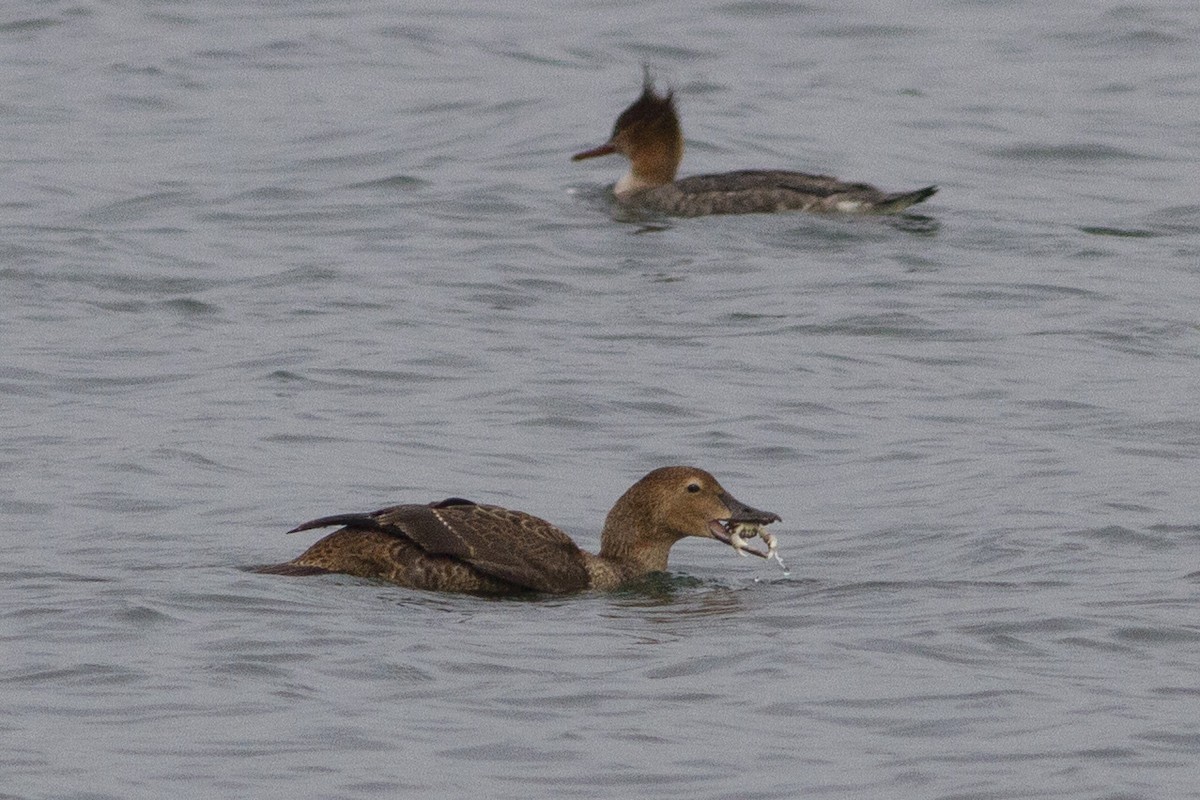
[629,170,936,217]
[259,499,592,595]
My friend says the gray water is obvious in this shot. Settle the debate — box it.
[4,1,1200,798]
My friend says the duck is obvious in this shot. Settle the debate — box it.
[256,466,781,595]
[572,73,937,217]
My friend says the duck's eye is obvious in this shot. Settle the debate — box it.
[686,482,701,493]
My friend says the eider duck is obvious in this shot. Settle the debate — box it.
[257,466,781,595]
[572,73,937,217]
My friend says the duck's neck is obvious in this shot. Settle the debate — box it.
[584,548,671,592]
[590,518,678,590]
[615,169,663,195]
[616,140,683,195]
[599,535,673,573]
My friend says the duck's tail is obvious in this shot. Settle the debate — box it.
[250,562,333,576]
[877,185,938,213]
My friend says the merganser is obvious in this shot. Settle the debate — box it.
[255,466,781,595]
[573,75,937,217]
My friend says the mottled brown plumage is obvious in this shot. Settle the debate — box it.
[572,73,937,216]
[256,466,781,595]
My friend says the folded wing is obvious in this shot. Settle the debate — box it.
[290,499,591,593]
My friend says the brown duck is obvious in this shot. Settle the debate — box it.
[573,74,937,217]
[256,466,781,595]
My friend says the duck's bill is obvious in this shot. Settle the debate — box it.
[571,142,617,161]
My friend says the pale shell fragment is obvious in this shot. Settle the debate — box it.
[729,522,787,572]
[729,522,763,558]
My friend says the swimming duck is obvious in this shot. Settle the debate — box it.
[572,74,937,217]
[256,466,781,595]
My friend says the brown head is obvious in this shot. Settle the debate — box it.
[598,466,780,574]
[572,74,685,191]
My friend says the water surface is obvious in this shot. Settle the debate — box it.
[3,1,1200,798]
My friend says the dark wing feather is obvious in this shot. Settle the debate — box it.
[298,500,590,593]
[288,513,386,534]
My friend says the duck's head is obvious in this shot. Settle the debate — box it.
[600,466,780,569]
[572,73,684,193]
